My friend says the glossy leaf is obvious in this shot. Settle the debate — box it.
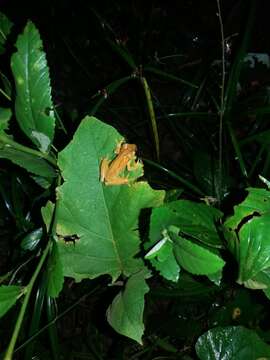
[0,12,13,54]
[225,187,270,232]
[196,326,270,360]
[11,21,55,152]
[20,227,43,251]
[107,269,150,344]
[238,214,270,284]
[0,285,23,318]
[224,188,270,288]
[56,116,164,282]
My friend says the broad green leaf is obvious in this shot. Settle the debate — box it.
[238,214,270,283]
[168,200,223,248]
[225,187,270,231]
[171,232,225,275]
[106,269,150,344]
[21,227,43,251]
[11,21,55,152]
[0,12,13,54]
[0,146,56,179]
[195,326,270,360]
[56,116,164,282]
[0,285,23,318]
[0,107,11,131]
[147,200,223,281]
[47,242,64,298]
[149,201,223,250]
[224,188,270,285]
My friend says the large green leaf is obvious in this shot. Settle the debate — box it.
[196,326,270,360]
[238,214,270,284]
[11,21,55,152]
[147,200,223,280]
[56,116,164,282]
[172,232,225,275]
[0,12,13,54]
[107,269,150,344]
[224,187,270,287]
[225,188,270,231]
[0,285,23,318]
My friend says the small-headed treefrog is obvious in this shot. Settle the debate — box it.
[100,141,139,185]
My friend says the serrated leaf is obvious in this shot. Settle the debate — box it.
[107,269,150,344]
[0,285,23,318]
[0,12,13,54]
[20,227,43,251]
[56,116,164,282]
[0,107,12,131]
[172,232,225,275]
[0,146,56,179]
[195,326,270,360]
[11,21,55,152]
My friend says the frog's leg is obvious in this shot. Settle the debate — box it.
[127,157,140,171]
[100,158,110,182]
[105,176,129,186]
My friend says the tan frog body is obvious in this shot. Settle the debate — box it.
[100,141,139,185]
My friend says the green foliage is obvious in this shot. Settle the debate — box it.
[56,116,164,284]
[1,2,270,359]
[196,326,270,360]
[0,12,13,54]
[11,21,55,152]
[107,269,151,344]
[0,285,23,317]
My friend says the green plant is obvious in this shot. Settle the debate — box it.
[1,2,270,359]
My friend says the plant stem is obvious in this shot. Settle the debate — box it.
[143,158,205,196]
[0,87,11,101]
[0,134,57,167]
[141,77,160,160]
[216,0,226,203]
[4,241,52,360]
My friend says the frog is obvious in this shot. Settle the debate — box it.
[100,140,140,185]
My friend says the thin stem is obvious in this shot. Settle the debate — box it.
[0,134,57,167]
[216,0,226,203]
[141,77,160,160]
[143,158,205,196]
[4,241,52,360]
[0,87,11,101]
[14,284,103,355]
